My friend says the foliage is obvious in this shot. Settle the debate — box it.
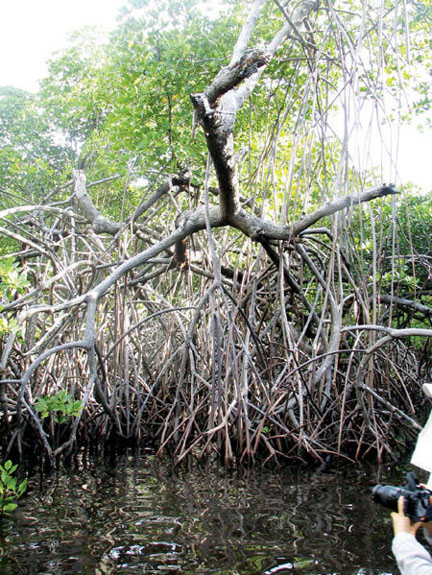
[32,1,245,202]
[0,259,30,299]
[0,87,71,202]
[347,189,432,297]
[0,461,27,516]
[34,391,83,424]
[0,259,30,337]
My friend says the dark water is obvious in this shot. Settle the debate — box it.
[0,453,417,574]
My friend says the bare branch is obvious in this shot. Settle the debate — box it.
[377,294,432,317]
[205,50,270,105]
[236,0,320,107]
[344,324,432,340]
[230,184,398,241]
[230,0,267,65]
[291,184,398,236]
[131,175,192,222]
[73,170,121,235]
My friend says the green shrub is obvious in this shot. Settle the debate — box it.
[0,460,27,516]
[34,391,83,424]
[0,258,30,337]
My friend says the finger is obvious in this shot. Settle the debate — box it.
[398,496,405,514]
[413,522,423,534]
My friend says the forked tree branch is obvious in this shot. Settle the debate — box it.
[230,0,267,65]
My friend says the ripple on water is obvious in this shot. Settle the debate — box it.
[0,456,409,575]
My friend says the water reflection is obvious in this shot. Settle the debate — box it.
[0,454,412,574]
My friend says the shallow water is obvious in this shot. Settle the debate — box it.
[0,454,416,574]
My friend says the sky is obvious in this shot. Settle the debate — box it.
[0,0,124,91]
[1,0,431,194]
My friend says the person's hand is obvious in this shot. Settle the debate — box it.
[391,496,422,536]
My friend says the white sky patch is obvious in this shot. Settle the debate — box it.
[397,126,432,192]
[332,104,432,194]
[0,0,124,92]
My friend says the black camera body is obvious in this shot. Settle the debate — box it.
[372,472,432,522]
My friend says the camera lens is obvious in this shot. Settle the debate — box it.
[372,485,403,512]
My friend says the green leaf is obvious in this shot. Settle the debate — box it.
[17,478,28,496]
[3,502,18,513]
[5,477,17,491]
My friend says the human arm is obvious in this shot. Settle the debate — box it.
[391,497,432,575]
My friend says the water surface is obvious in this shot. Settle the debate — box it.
[0,454,413,574]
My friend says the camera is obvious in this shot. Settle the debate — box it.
[372,471,432,522]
